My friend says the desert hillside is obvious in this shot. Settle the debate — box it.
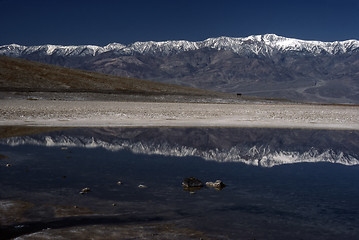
[0,56,228,99]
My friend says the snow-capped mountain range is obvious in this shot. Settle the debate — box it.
[1,34,359,104]
[1,34,359,57]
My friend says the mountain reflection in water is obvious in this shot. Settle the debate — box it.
[1,127,359,240]
[2,127,359,167]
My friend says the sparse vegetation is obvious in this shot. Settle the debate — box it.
[0,56,229,99]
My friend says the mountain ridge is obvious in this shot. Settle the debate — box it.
[1,34,359,104]
[1,34,359,57]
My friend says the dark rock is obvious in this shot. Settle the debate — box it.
[206,180,226,190]
[182,177,204,190]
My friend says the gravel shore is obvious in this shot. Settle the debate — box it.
[0,99,358,130]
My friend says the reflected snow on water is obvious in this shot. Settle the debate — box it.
[0,127,359,239]
[2,127,359,167]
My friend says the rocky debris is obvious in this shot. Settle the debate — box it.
[182,177,204,191]
[117,181,122,185]
[182,177,226,191]
[5,163,11,167]
[138,184,147,188]
[80,187,91,194]
[206,180,226,190]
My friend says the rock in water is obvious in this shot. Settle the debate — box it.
[182,177,204,190]
[80,187,91,194]
[206,180,226,190]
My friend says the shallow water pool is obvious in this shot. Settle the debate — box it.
[1,127,358,239]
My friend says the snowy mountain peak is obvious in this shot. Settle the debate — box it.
[125,40,199,55]
[104,42,126,51]
[1,34,358,58]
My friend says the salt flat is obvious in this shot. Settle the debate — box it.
[0,99,358,130]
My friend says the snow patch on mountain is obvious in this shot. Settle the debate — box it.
[1,34,358,58]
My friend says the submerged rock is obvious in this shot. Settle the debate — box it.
[182,177,204,191]
[80,187,91,194]
[206,180,226,190]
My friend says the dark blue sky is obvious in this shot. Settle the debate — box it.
[1,0,358,46]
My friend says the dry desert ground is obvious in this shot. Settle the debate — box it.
[0,99,358,130]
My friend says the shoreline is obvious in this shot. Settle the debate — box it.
[1,99,358,130]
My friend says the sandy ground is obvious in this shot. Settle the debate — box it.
[0,99,358,130]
